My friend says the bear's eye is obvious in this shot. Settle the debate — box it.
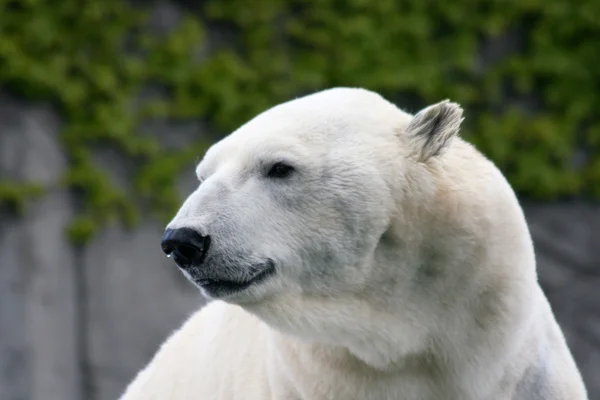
[267,162,295,179]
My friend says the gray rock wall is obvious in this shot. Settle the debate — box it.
[0,95,201,400]
[525,203,600,396]
[1,94,598,400]
[0,97,81,400]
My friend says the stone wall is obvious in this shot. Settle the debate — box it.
[0,95,201,400]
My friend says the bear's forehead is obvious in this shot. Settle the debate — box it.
[233,88,405,140]
[198,88,409,173]
[253,88,396,125]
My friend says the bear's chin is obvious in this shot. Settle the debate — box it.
[182,261,277,301]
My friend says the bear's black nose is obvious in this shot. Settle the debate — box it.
[161,228,211,269]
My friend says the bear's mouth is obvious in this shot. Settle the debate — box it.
[195,261,276,297]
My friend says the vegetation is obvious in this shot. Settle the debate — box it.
[0,0,598,243]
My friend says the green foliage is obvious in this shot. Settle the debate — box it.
[0,181,44,215]
[203,0,600,198]
[0,0,598,244]
[66,216,97,247]
[0,0,215,243]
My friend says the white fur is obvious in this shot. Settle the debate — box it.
[120,88,588,399]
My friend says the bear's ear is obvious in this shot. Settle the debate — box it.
[405,100,464,162]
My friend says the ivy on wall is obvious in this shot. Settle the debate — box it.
[0,181,44,215]
[0,0,598,244]
[0,0,213,243]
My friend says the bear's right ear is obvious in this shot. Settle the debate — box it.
[405,100,464,162]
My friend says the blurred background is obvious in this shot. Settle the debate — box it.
[0,0,598,399]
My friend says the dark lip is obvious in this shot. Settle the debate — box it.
[196,261,276,297]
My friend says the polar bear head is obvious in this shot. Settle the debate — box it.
[162,88,466,305]
[162,87,537,368]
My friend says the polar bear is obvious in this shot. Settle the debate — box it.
[120,88,587,400]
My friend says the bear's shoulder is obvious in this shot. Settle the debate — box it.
[120,301,270,400]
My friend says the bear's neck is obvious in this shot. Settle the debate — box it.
[248,261,541,398]
[247,207,537,381]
